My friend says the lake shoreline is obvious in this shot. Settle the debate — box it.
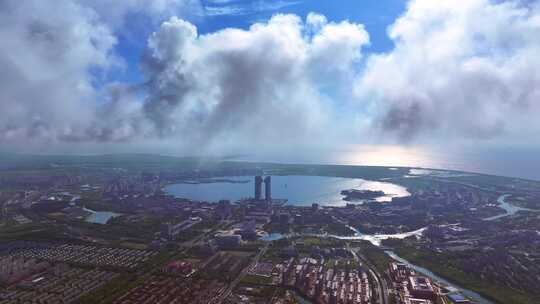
[164,175,410,207]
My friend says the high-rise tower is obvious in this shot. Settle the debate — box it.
[254,176,263,200]
[264,176,272,201]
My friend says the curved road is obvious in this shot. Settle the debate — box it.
[349,244,388,304]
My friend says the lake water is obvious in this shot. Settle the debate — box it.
[261,233,285,241]
[83,207,121,224]
[165,175,410,206]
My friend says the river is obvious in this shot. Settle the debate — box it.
[329,226,426,246]
[288,227,494,303]
[484,194,539,221]
[385,251,494,304]
[266,227,427,247]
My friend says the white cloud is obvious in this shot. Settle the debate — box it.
[356,0,540,143]
[306,12,328,33]
[139,14,370,153]
[201,0,302,17]
[0,0,117,143]
[3,0,540,156]
[0,3,370,154]
[78,0,202,27]
[0,0,199,147]
[204,6,244,16]
[309,17,369,72]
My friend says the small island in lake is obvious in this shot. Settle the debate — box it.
[341,189,385,201]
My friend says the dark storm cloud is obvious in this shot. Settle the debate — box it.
[381,102,427,141]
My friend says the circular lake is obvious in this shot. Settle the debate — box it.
[164,175,410,206]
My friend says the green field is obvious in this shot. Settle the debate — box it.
[393,246,538,304]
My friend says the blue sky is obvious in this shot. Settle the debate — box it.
[112,0,407,83]
[195,0,405,50]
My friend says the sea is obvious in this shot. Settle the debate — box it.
[233,144,540,181]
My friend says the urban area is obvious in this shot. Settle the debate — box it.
[0,156,539,304]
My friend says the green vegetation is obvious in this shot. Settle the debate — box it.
[295,236,346,248]
[236,284,284,300]
[79,249,187,303]
[78,273,146,304]
[119,242,148,250]
[0,153,222,173]
[323,258,359,270]
[245,162,409,180]
[4,154,540,304]
[0,224,66,242]
[263,221,292,234]
[241,274,273,285]
[394,246,538,304]
[325,222,356,236]
[262,238,293,262]
[0,153,418,181]
[352,241,393,274]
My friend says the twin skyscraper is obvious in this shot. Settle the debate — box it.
[254,176,271,201]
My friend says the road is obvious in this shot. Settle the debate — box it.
[130,220,237,300]
[349,244,389,304]
[214,242,270,303]
[179,220,233,249]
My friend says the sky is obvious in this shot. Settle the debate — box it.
[1,0,540,179]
